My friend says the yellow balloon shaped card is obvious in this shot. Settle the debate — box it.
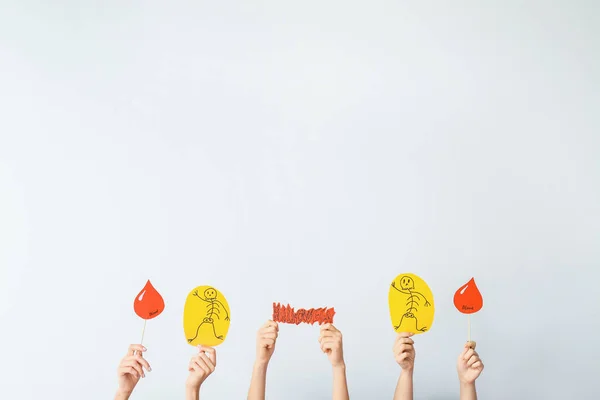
[388,273,435,334]
[183,286,231,347]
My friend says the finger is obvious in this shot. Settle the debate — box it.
[397,352,413,362]
[400,337,415,345]
[397,344,414,354]
[397,332,414,339]
[198,353,216,373]
[261,331,278,340]
[466,341,476,350]
[471,360,483,370]
[261,326,278,334]
[319,330,341,340]
[394,337,414,350]
[261,338,276,348]
[119,366,141,379]
[199,346,217,366]
[264,320,278,330]
[394,341,414,353]
[121,360,144,378]
[133,354,152,372]
[320,339,338,351]
[193,359,211,375]
[190,360,209,375]
[128,344,147,356]
[463,349,475,360]
[467,355,479,367]
[320,342,332,353]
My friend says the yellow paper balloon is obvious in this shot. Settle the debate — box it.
[183,286,231,347]
[388,273,435,334]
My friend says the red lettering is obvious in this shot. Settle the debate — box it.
[325,307,335,324]
[272,303,336,325]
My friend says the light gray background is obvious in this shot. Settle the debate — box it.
[1,1,599,399]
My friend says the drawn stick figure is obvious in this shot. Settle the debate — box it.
[391,276,431,332]
[187,287,230,343]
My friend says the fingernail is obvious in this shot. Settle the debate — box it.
[148,367,152,372]
[143,347,147,351]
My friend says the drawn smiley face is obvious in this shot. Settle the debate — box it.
[204,288,217,299]
[399,276,415,290]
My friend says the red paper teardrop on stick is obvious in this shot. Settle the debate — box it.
[453,278,483,314]
[134,280,165,320]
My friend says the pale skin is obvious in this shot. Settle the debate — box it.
[457,341,484,400]
[392,332,415,400]
[247,321,350,400]
[247,320,279,400]
[186,346,217,400]
[319,323,350,400]
[114,344,152,400]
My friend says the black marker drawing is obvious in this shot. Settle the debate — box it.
[187,287,230,343]
[391,276,431,332]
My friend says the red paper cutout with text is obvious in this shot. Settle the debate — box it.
[272,303,335,325]
[134,280,165,320]
[453,278,483,314]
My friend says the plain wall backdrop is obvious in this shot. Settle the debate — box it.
[1,1,599,399]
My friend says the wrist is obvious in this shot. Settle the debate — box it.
[115,389,132,400]
[460,380,476,389]
[254,359,270,370]
[332,361,346,371]
[401,367,414,376]
[185,384,200,399]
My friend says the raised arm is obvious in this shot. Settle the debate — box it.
[319,324,349,400]
[186,346,217,400]
[114,344,151,400]
[248,320,279,400]
[457,342,484,400]
[193,290,209,302]
[393,333,415,400]
[391,281,409,294]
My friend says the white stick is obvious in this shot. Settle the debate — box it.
[141,319,147,346]
[468,314,471,342]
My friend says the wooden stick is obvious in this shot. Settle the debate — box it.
[140,319,147,346]
[468,314,471,342]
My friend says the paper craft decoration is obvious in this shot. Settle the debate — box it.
[272,303,335,325]
[388,273,435,334]
[453,278,483,314]
[453,278,483,341]
[134,280,165,320]
[183,286,231,347]
[133,280,165,344]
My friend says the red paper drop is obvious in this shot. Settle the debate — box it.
[134,280,165,320]
[453,278,483,314]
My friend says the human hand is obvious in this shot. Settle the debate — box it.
[256,320,279,364]
[186,346,217,390]
[457,341,484,384]
[393,332,415,371]
[319,324,345,368]
[116,344,151,397]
